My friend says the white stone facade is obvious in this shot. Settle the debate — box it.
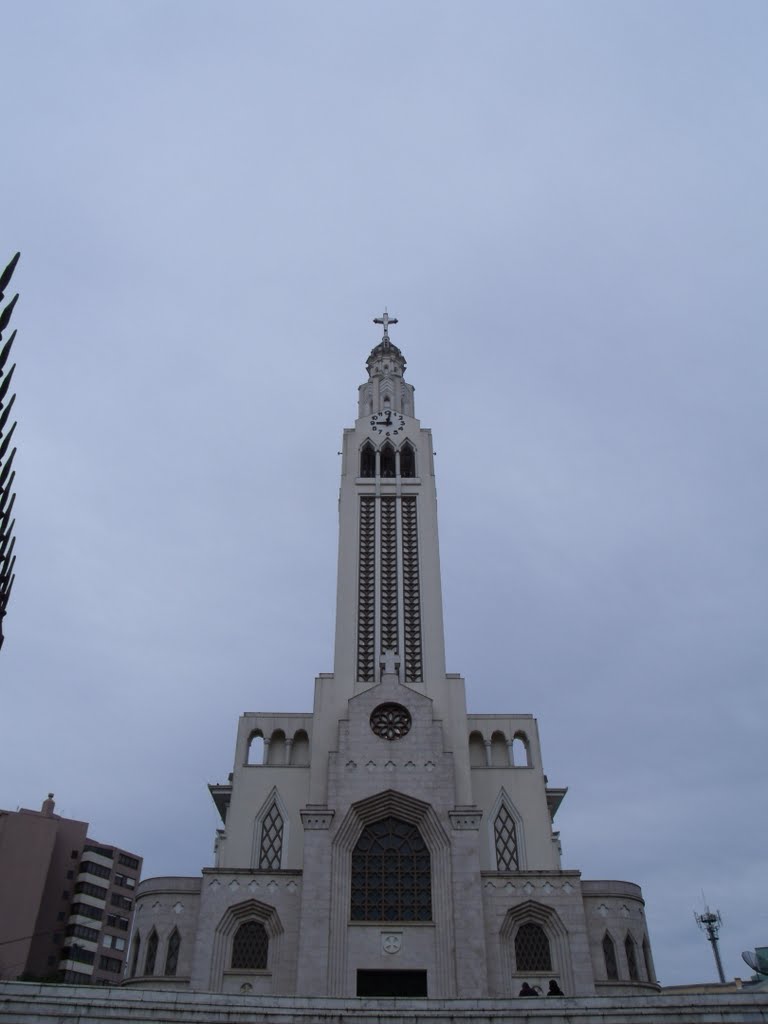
[125,329,659,999]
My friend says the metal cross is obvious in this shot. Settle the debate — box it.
[380,649,401,675]
[373,309,398,341]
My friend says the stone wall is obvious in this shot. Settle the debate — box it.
[1,981,766,1024]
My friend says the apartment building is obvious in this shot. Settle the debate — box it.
[0,795,141,984]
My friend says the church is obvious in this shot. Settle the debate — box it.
[125,317,658,999]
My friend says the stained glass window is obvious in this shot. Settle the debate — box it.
[625,933,639,981]
[232,921,268,970]
[144,930,158,975]
[164,928,180,976]
[494,805,519,870]
[514,922,551,972]
[259,802,283,870]
[603,933,618,979]
[351,817,431,922]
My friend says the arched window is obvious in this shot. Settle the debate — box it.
[232,921,268,970]
[164,928,180,976]
[290,729,309,764]
[511,732,531,767]
[514,922,552,972]
[247,733,264,765]
[360,442,375,478]
[400,441,416,478]
[266,730,286,765]
[642,936,654,982]
[491,731,509,766]
[468,731,486,767]
[144,929,158,975]
[603,933,618,980]
[130,933,141,977]
[494,804,519,870]
[380,443,395,478]
[625,933,639,981]
[351,816,431,922]
[258,801,284,870]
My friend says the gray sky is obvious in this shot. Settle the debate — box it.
[1,0,766,987]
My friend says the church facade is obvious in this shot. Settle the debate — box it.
[126,320,658,999]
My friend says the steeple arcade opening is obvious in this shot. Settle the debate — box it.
[400,440,416,477]
[380,442,395,478]
[360,442,375,478]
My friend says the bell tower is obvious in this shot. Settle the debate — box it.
[333,313,447,691]
[308,314,472,806]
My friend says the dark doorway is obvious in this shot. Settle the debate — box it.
[356,969,428,997]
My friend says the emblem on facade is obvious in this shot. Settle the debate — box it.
[382,932,402,955]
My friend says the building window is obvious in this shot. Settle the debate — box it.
[514,922,552,972]
[400,441,416,478]
[380,442,396,478]
[494,805,519,870]
[130,934,141,977]
[67,923,99,943]
[603,933,618,979]
[106,914,129,931]
[84,843,113,859]
[351,817,432,922]
[231,921,268,970]
[99,954,122,973]
[165,928,181,976]
[103,934,126,951]
[360,441,376,478]
[118,853,140,870]
[114,873,135,889]
[80,860,112,880]
[145,930,158,975]
[62,945,95,965]
[625,933,639,981]
[70,902,103,922]
[74,880,107,900]
[111,893,132,910]
[258,802,284,870]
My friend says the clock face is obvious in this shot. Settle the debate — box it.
[369,410,405,436]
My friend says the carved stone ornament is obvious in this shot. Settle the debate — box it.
[370,702,412,740]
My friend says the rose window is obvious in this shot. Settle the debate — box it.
[370,703,412,740]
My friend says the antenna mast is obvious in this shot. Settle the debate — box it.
[695,904,725,983]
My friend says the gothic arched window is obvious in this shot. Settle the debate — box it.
[494,804,519,870]
[360,442,375,478]
[258,801,284,870]
[400,441,416,478]
[625,933,639,981]
[380,443,396,478]
[144,929,158,975]
[130,933,141,977]
[232,921,268,970]
[514,922,552,972]
[603,933,618,980]
[164,928,180,976]
[351,817,431,922]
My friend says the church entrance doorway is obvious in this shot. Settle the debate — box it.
[356,969,428,997]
